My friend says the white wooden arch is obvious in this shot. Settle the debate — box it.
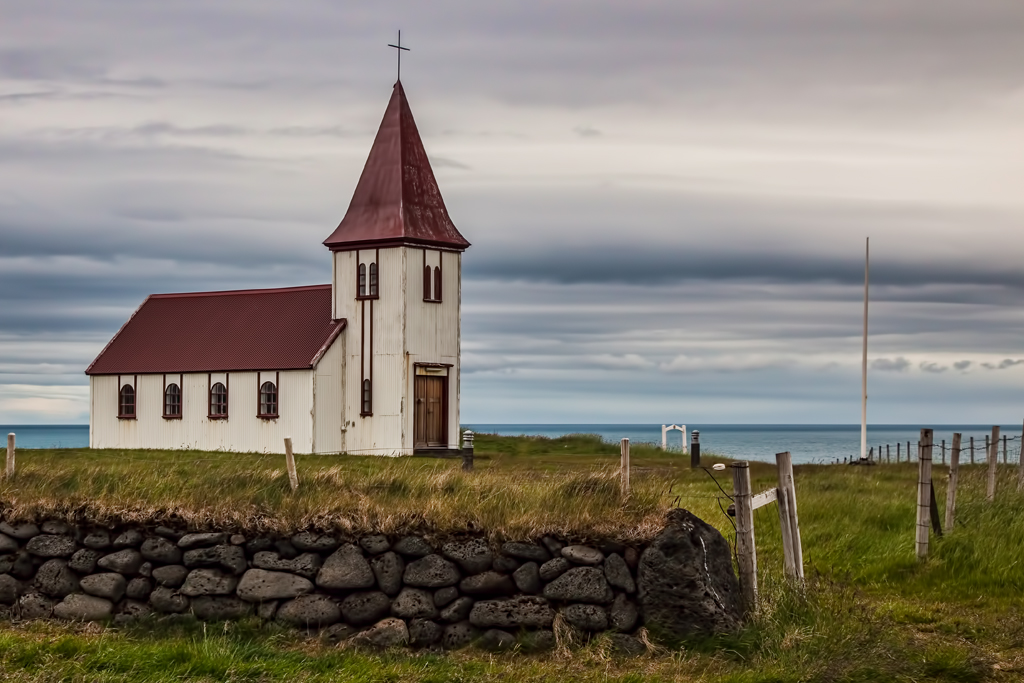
[662,424,688,453]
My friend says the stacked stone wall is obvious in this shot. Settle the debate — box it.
[0,509,741,652]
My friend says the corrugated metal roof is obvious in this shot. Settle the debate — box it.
[86,285,346,375]
[323,81,471,252]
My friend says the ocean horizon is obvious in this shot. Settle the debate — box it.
[3,423,1020,464]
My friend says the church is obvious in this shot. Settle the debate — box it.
[86,80,470,456]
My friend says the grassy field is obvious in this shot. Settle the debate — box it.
[2,433,1024,681]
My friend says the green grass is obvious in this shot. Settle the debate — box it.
[2,434,1024,680]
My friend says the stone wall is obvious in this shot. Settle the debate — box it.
[0,509,741,652]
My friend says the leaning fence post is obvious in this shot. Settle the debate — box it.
[283,437,298,491]
[5,433,13,478]
[944,433,961,531]
[620,438,631,497]
[916,429,934,559]
[987,426,999,502]
[775,451,804,582]
[462,431,475,472]
[732,461,757,612]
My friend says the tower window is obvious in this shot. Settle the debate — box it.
[369,262,378,297]
[259,381,278,417]
[358,263,367,297]
[423,265,432,301]
[434,266,442,302]
[361,379,372,416]
[164,383,181,418]
[210,382,227,418]
[118,385,136,419]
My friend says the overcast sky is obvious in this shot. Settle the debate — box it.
[2,1,1023,425]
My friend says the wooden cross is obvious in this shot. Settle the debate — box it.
[388,30,411,81]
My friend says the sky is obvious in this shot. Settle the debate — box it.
[2,1,1024,425]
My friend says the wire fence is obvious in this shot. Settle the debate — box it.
[829,431,1023,466]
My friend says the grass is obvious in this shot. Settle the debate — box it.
[2,433,1024,680]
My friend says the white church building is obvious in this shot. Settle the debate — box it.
[86,81,470,455]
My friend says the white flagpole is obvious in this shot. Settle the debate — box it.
[861,237,869,461]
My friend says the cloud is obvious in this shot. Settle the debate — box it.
[982,358,1024,370]
[919,362,947,374]
[871,357,911,372]
[953,360,972,371]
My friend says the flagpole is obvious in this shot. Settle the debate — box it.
[861,237,869,461]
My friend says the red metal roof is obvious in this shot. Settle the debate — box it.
[86,285,345,375]
[323,81,471,252]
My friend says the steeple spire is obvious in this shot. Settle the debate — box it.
[323,82,470,252]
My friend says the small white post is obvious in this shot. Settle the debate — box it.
[661,425,667,451]
[284,437,298,492]
[620,438,630,498]
[5,433,13,478]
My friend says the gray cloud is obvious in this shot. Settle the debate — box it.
[871,358,911,372]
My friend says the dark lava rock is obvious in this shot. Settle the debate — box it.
[433,586,459,607]
[441,620,478,650]
[370,551,404,596]
[561,603,607,631]
[252,551,322,580]
[291,532,339,553]
[608,633,647,656]
[540,536,564,557]
[321,622,358,644]
[459,571,516,596]
[359,535,390,555]
[18,591,54,619]
[68,549,101,574]
[257,600,278,621]
[177,532,228,549]
[276,594,341,627]
[468,596,555,629]
[520,629,556,653]
[155,526,184,542]
[538,557,571,581]
[152,564,189,588]
[513,561,541,594]
[441,539,493,574]
[149,586,190,613]
[112,529,144,549]
[126,577,153,601]
[392,535,432,558]
[439,596,474,623]
[390,587,438,620]
[245,537,275,555]
[609,593,639,632]
[40,520,72,535]
[340,591,391,626]
[0,574,22,605]
[182,545,247,575]
[501,541,551,563]
[180,568,238,597]
[403,554,460,588]
[191,596,252,621]
[274,540,298,560]
[236,569,313,602]
[316,544,375,590]
[97,549,143,575]
[53,594,113,621]
[408,618,444,647]
[352,617,409,649]
[637,508,743,637]
[80,572,127,602]
[113,599,154,625]
[140,537,183,565]
[0,534,18,554]
[478,628,516,652]
[11,551,34,580]
[561,545,604,566]
[26,534,77,558]
[82,530,111,550]
[543,567,613,604]
[0,522,39,540]
[604,553,636,593]
[492,555,520,574]
[34,559,80,598]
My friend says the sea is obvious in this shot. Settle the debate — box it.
[3,423,1020,465]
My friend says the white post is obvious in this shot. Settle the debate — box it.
[860,237,869,461]
[775,451,804,582]
[5,433,13,478]
[733,462,757,613]
[620,438,630,498]
[661,425,667,451]
[284,437,298,492]
[682,425,688,455]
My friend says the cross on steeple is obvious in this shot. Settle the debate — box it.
[388,30,410,82]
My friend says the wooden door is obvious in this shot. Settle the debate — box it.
[414,375,447,448]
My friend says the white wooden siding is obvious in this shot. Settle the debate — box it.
[312,331,346,454]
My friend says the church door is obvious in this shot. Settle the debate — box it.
[414,375,447,448]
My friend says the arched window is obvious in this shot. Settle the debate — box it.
[259,381,278,417]
[423,265,432,301]
[358,263,367,297]
[164,383,181,418]
[369,262,378,297]
[210,382,227,417]
[118,384,135,418]
[361,379,372,416]
[434,266,442,302]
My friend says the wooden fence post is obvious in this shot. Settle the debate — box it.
[897,442,901,463]
[887,444,891,463]
[1018,418,1024,491]
[970,437,975,465]
[775,452,804,582]
[1003,434,1008,464]
[620,438,630,498]
[908,441,912,462]
[5,433,13,478]
[732,462,756,613]
[944,433,961,531]
[941,439,946,465]
[284,437,298,492]
[987,426,999,502]
[916,429,934,559]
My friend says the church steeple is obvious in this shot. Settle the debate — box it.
[323,82,470,252]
